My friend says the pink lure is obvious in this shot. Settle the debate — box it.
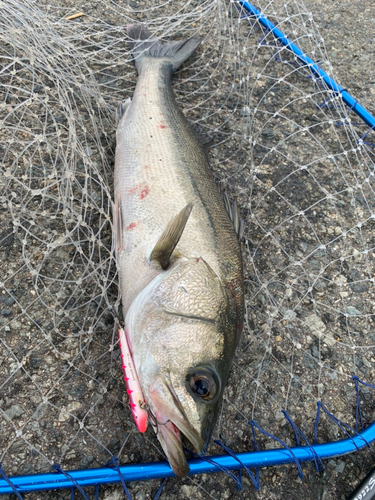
[118,328,148,433]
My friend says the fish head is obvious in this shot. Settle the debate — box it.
[126,257,239,476]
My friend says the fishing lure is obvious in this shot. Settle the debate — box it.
[118,328,148,433]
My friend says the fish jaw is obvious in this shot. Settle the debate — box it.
[154,417,189,477]
[149,377,204,477]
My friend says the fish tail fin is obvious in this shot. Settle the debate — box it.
[127,24,201,74]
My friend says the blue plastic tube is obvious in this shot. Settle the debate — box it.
[1,421,375,494]
[238,1,375,130]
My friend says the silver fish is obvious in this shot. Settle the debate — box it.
[113,25,244,477]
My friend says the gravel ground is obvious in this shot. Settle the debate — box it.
[0,1,374,499]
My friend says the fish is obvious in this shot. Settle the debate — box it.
[113,24,244,477]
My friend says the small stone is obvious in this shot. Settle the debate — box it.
[9,440,24,453]
[21,463,34,475]
[103,488,123,500]
[305,314,335,346]
[67,401,82,412]
[283,309,297,321]
[1,309,11,316]
[181,485,195,497]
[58,401,82,422]
[68,383,87,397]
[262,128,275,139]
[10,320,22,330]
[336,460,345,473]
[219,432,231,446]
[348,270,368,293]
[4,405,25,420]
[30,355,42,369]
[242,476,251,488]
[345,306,361,316]
[334,226,342,235]
[36,457,50,473]
[305,314,326,335]
[353,249,361,261]
[309,259,320,270]
[135,491,145,500]
[80,455,94,468]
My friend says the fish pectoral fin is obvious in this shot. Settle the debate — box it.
[116,97,132,126]
[112,194,123,257]
[150,202,193,270]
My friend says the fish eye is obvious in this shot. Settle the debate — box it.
[188,368,220,402]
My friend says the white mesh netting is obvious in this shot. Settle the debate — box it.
[1,0,374,498]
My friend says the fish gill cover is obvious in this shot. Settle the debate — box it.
[0,0,374,499]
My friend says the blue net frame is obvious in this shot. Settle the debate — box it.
[0,376,374,497]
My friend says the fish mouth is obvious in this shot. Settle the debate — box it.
[149,377,204,477]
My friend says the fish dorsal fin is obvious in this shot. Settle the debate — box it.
[150,202,193,270]
[217,185,245,241]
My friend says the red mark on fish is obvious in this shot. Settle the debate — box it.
[119,328,148,433]
[128,185,140,194]
[126,222,137,230]
[140,186,149,199]
[128,183,150,200]
[157,124,167,129]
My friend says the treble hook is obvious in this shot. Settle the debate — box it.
[140,401,170,435]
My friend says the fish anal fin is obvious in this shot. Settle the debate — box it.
[150,202,193,270]
[116,98,132,126]
[217,185,245,241]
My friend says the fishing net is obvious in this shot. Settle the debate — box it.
[0,0,374,498]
